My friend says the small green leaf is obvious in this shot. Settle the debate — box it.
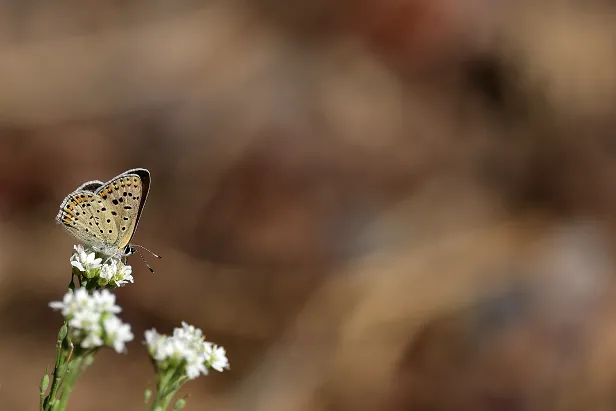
[58,325,68,341]
[173,398,186,409]
[40,374,50,393]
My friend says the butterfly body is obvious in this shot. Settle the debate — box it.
[56,168,151,259]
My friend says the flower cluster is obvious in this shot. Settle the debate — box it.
[145,322,229,379]
[49,289,134,353]
[70,245,134,288]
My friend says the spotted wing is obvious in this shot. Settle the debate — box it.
[93,168,150,249]
[56,190,120,249]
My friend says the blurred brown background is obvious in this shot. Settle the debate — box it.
[3,0,616,410]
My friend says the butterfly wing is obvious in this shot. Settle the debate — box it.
[56,190,120,249]
[76,180,104,192]
[93,168,150,249]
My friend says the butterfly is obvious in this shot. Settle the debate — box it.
[56,168,159,271]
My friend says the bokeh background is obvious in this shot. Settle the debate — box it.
[3,1,616,410]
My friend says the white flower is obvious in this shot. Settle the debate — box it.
[174,321,204,344]
[69,309,101,331]
[91,289,121,314]
[50,289,132,354]
[80,332,104,349]
[49,288,94,317]
[184,349,208,379]
[97,259,134,288]
[143,322,228,380]
[144,328,168,361]
[69,244,134,288]
[112,262,134,287]
[145,328,162,347]
[70,245,102,273]
[204,343,229,372]
[68,309,103,349]
[98,260,117,283]
[103,316,134,353]
[146,329,179,361]
[165,338,188,361]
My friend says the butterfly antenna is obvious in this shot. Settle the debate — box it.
[134,248,155,273]
[132,244,162,259]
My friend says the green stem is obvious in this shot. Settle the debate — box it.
[161,367,187,398]
[56,359,80,410]
[150,371,182,411]
[151,394,174,411]
[151,388,176,411]
[57,351,95,410]
[43,324,71,411]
